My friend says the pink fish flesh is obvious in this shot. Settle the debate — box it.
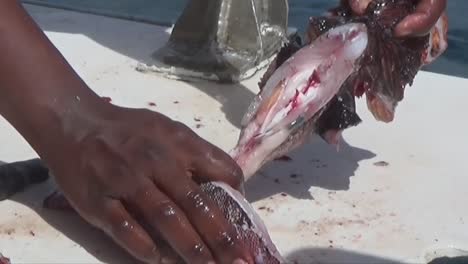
[231,23,369,179]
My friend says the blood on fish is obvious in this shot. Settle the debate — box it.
[239,137,261,157]
[287,90,301,115]
[292,90,301,109]
[354,81,369,97]
[303,70,321,94]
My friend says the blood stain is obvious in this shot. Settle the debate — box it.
[275,155,292,162]
[148,102,156,107]
[374,161,389,167]
[101,96,112,103]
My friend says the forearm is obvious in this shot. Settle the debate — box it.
[0,1,109,157]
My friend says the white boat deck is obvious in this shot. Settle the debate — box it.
[1,4,467,264]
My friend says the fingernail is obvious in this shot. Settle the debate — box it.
[232,259,248,264]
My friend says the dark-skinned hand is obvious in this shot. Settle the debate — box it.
[348,0,447,36]
[48,106,252,264]
[0,1,252,263]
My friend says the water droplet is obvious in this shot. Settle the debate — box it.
[194,244,204,253]
[163,206,176,216]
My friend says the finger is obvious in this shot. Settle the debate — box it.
[348,0,372,15]
[189,137,244,191]
[126,178,215,264]
[394,0,446,37]
[98,199,161,264]
[157,165,252,263]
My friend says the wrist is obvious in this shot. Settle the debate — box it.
[1,82,116,160]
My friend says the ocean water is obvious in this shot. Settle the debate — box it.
[24,0,467,78]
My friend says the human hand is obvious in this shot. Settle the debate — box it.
[43,105,252,264]
[348,0,446,37]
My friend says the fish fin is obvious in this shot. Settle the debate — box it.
[316,87,362,143]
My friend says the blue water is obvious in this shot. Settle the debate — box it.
[24,0,467,78]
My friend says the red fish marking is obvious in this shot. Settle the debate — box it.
[303,70,321,94]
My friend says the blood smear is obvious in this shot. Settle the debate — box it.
[101,97,112,103]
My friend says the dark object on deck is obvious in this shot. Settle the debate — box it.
[150,0,289,83]
[0,159,49,201]
[428,256,468,264]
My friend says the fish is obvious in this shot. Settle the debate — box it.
[231,22,369,179]
[231,0,448,180]
[0,253,10,264]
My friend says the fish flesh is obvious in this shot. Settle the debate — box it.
[232,0,448,180]
[231,22,369,179]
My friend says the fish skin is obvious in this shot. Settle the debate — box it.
[0,254,10,264]
[200,182,284,263]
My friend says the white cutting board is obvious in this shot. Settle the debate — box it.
[1,4,467,264]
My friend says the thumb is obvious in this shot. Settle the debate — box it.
[348,0,373,15]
